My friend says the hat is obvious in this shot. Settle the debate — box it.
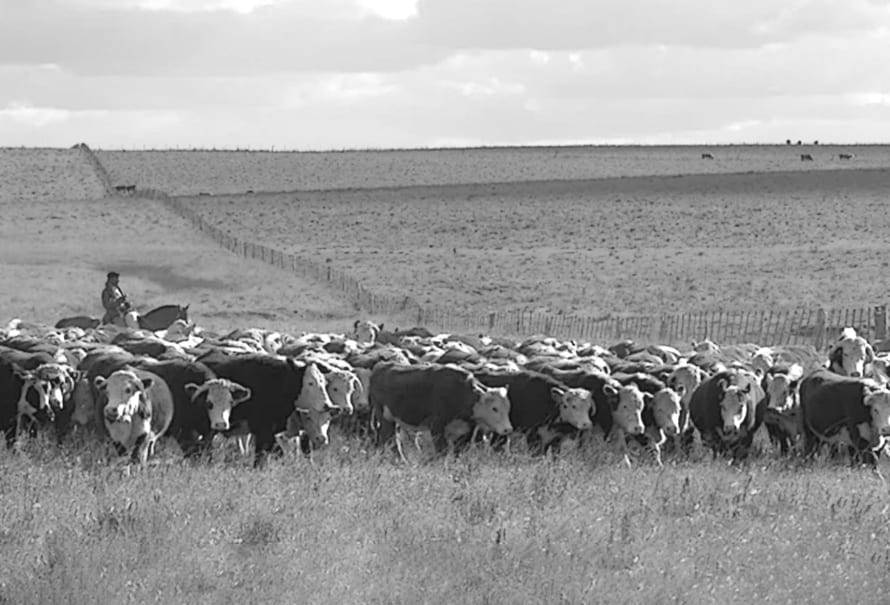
[107,271,120,279]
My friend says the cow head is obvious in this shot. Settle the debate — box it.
[95,370,152,425]
[471,383,512,435]
[864,386,890,439]
[13,367,48,423]
[184,378,252,431]
[295,363,336,413]
[716,378,751,437]
[829,329,874,377]
[32,363,79,415]
[551,386,594,430]
[764,365,803,412]
[352,320,381,344]
[321,368,358,415]
[667,364,703,411]
[691,339,720,354]
[750,348,774,377]
[262,332,283,354]
[288,407,333,449]
[609,384,646,436]
[651,388,682,437]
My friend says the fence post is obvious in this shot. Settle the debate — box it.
[814,307,826,350]
[875,305,887,341]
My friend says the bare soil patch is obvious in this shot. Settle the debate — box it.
[184,168,890,317]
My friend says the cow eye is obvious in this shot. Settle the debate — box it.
[207,401,214,410]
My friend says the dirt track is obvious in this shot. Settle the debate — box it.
[185,168,890,317]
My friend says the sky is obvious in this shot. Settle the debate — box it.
[1,0,890,149]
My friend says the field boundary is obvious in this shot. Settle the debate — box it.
[130,188,888,347]
[75,143,114,196]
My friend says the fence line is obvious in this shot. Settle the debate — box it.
[132,188,888,347]
[76,143,114,196]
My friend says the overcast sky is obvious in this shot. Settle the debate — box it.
[2,0,889,149]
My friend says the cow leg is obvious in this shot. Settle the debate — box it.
[130,434,149,465]
[252,431,276,467]
[3,421,16,449]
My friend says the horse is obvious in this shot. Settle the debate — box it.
[137,304,189,332]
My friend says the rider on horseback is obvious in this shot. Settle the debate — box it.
[101,271,131,325]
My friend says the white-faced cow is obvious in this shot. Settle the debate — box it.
[94,368,174,464]
[828,328,874,377]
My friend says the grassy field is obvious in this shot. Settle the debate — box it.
[2,436,890,605]
[95,144,890,196]
[0,196,393,334]
[184,168,890,317]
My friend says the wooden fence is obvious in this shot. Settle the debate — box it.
[138,189,888,347]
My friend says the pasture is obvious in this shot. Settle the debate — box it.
[95,144,890,197]
[184,168,890,317]
[4,146,890,603]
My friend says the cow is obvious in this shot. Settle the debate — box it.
[799,369,890,464]
[132,358,252,458]
[838,153,854,160]
[203,354,336,464]
[605,384,647,458]
[0,358,59,447]
[369,362,512,458]
[828,328,874,377]
[352,320,382,344]
[800,153,814,161]
[94,368,174,464]
[688,369,766,459]
[535,367,621,440]
[701,153,715,160]
[276,405,333,455]
[666,363,706,435]
[473,369,593,453]
[55,316,101,330]
[643,388,683,465]
[760,364,804,454]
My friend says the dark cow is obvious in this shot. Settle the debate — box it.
[473,369,593,453]
[800,153,814,161]
[701,152,715,159]
[369,362,512,457]
[203,354,335,464]
[536,367,621,439]
[55,316,101,330]
[838,153,855,160]
[688,369,766,459]
[799,369,890,464]
[131,358,251,458]
[615,372,680,463]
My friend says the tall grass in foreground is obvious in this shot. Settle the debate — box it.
[1,436,889,605]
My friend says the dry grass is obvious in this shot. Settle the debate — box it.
[0,148,106,202]
[94,145,890,197]
[1,435,890,605]
[184,169,890,317]
[0,197,401,334]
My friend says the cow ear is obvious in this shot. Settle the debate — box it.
[866,344,875,363]
[741,383,752,394]
[140,377,153,390]
[353,320,360,331]
[184,383,200,398]
[550,386,566,401]
[642,392,653,406]
[716,378,728,393]
[231,384,252,404]
[603,384,618,397]
[829,345,842,365]
[94,376,107,391]
[378,323,384,332]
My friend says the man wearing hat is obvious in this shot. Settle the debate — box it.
[101,272,129,324]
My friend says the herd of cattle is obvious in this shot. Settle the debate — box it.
[1,315,889,468]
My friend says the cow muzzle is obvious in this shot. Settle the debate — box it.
[105,408,127,423]
[663,425,679,437]
[212,420,230,431]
